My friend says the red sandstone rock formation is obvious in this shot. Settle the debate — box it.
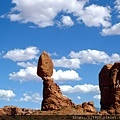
[0,106,35,115]
[41,77,75,110]
[82,101,97,113]
[37,51,75,110]
[99,62,120,114]
[37,51,53,79]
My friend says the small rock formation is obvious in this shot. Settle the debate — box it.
[82,101,97,113]
[99,62,120,114]
[37,51,75,110]
[0,106,35,115]
[37,51,53,79]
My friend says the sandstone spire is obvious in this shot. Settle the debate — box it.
[99,62,120,114]
[37,51,75,110]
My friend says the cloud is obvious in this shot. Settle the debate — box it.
[0,90,16,101]
[79,4,111,27]
[101,23,120,36]
[48,52,58,56]
[77,96,81,100]
[93,94,100,100]
[53,57,80,69]
[9,66,40,83]
[3,46,39,61]
[6,48,120,82]
[9,59,81,82]
[61,15,74,27]
[20,93,42,103]
[4,0,87,28]
[9,66,81,82]
[2,0,112,29]
[114,0,120,14]
[60,84,99,93]
[52,69,81,81]
[17,62,36,68]
[69,49,120,64]
[0,51,4,58]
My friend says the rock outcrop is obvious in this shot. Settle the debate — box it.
[37,51,75,110]
[41,77,75,110]
[37,51,53,79]
[82,101,97,113]
[99,62,120,114]
[0,104,98,115]
[0,106,35,115]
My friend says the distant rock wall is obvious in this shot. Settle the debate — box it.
[99,62,120,114]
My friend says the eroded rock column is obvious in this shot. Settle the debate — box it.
[37,51,75,111]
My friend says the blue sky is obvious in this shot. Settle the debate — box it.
[0,0,120,109]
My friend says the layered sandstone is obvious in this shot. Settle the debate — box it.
[37,51,75,110]
[41,77,75,110]
[99,62,120,114]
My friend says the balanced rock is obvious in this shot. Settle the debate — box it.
[41,77,75,110]
[99,62,120,114]
[37,51,53,79]
[37,52,75,111]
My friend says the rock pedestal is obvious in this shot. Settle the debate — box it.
[99,62,120,114]
[37,51,75,110]
[41,77,75,110]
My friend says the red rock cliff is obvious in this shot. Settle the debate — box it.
[99,62,120,114]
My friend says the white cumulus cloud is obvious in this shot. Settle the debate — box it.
[101,23,120,36]
[60,84,99,93]
[79,4,111,27]
[9,66,40,83]
[61,15,74,27]
[52,69,81,81]
[9,60,81,82]
[17,62,36,68]
[5,0,87,28]
[77,96,81,99]
[93,94,101,100]
[53,57,80,69]
[0,90,16,101]
[115,0,120,14]
[3,46,39,61]
[20,93,42,103]
[69,49,120,64]
[2,0,112,30]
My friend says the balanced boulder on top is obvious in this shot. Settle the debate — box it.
[37,51,53,79]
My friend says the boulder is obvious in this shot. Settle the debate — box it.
[37,51,53,79]
[82,102,97,113]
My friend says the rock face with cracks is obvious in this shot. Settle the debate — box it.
[37,51,75,110]
[99,62,120,114]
